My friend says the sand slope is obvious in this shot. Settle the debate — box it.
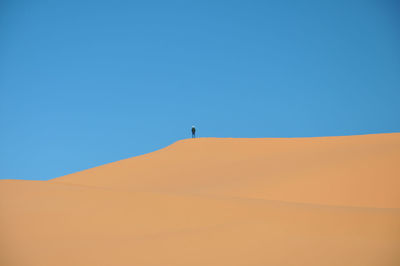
[1,133,400,265]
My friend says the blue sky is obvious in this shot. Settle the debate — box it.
[1,0,399,180]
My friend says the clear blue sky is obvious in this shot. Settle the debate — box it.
[1,0,399,180]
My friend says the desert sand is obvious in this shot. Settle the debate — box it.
[1,133,399,266]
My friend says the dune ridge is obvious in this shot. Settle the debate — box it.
[1,133,400,266]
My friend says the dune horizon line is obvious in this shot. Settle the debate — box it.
[2,132,398,182]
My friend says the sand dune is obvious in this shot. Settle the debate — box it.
[1,133,400,265]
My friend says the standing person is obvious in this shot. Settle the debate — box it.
[191,126,196,138]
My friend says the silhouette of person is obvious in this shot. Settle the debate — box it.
[191,126,196,138]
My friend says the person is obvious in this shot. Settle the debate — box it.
[191,126,196,138]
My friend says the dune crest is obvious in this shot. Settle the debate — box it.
[1,133,400,266]
[54,133,400,208]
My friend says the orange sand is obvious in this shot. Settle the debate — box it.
[1,133,399,265]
